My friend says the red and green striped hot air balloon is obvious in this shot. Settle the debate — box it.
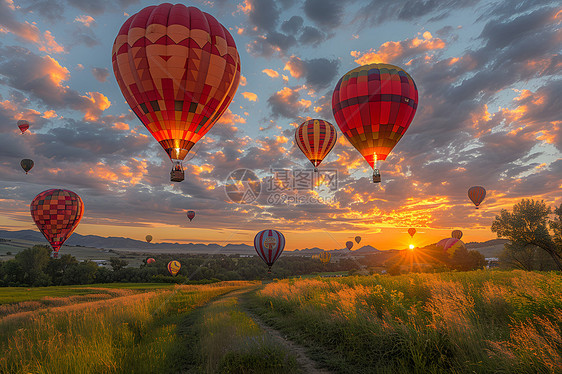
[30,189,84,258]
[332,63,418,183]
[295,119,337,171]
[254,229,285,273]
[112,3,241,182]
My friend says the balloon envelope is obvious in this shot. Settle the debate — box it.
[408,228,416,238]
[295,119,337,169]
[146,235,152,243]
[346,241,353,250]
[443,238,465,256]
[112,4,241,165]
[319,251,331,264]
[254,229,285,271]
[20,159,34,174]
[147,258,156,264]
[30,189,84,258]
[468,186,486,208]
[187,210,195,221]
[451,230,463,240]
[17,120,29,134]
[355,236,361,244]
[332,63,418,169]
[168,260,181,276]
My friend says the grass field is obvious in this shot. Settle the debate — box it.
[248,270,562,374]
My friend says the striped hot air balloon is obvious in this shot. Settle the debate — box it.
[451,230,463,240]
[254,229,285,272]
[319,251,331,264]
[332,63,418,183]
[168,260,181,276]
[20,159,34,174]
[30,189,84,258]
[468,186,486,209]
[295,119,337,171]
[346,241,353,250]
[112,4,241,182]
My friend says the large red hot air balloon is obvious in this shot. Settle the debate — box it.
[468,186,486,209]
[408,228,416,238]
[112,4,241,182]
[295,119,337,171]
[332,63,418,183]
[254,229,285,273]
[30,189,84,258]
[187,210,195,222]
[17,120,29,134]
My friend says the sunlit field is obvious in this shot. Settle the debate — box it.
[249,271,562,374]
[0,281,255,373]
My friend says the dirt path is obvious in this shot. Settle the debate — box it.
[237,292,333,374]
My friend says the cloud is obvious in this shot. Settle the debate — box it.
[283,56,339,89]
[0,1,41,44]
[38,30,65,54]
[298,26,326,46]
[74,15,95,27]
[303,0,346,27]
[262,69,280,78]
[267,86,310,118]
[91,67,109,82]
[247,31,297,57]
[241,92,258,102]
[281,15,303,35]
[351,32,446,65]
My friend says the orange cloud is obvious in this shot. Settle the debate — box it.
[216,108,246,125]
[42,110,58,119]
[351,32,445,65]
[113,122,130,130]
[242,92,258,102]
[38,30,65,54]
[262,69,279,78]
[239,75,247,86]
[284,57,304,78]
[74,15,95,27]
[237,0,251,14]
[81,92,111,121]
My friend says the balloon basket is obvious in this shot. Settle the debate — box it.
[170,169,185,182]
[373,169,381,183]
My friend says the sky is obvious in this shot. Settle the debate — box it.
[0,0,561,251]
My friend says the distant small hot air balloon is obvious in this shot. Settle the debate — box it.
[146,235,152,243]
[332,63,418,183]
[112,4,241,182]
[319,251,331,264]
[168,260,181,276]
[408,228,416,238]
[30,189,84,258]
[295,119,337,171]
[451,230,463,240]
[468,186,486,209]
[346,241,353,250]
[20,159,34,174]
[355,236,361,244]
[17,120,29,134]
[146,258,156,264]
[311,254,319,260]
[254,229,285,273]
[187,210,195,222]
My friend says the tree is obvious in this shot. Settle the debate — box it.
[491,199,562,270]
[109,257,128,271]
[449,247,486,271]
[15,245,52,286]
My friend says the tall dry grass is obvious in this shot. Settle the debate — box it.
[252,270,562,373]
[0,281,256,373]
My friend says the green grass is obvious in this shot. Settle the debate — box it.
[246,270,562,374]
[0,281,257,373]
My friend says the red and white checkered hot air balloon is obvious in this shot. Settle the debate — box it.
[254,230,285,273]
[112,4,241,182]
[295,119,337,171]
[30,189,84,258]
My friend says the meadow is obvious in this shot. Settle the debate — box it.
[248,270,562,374]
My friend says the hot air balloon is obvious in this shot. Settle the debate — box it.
[187,210,195,222]
[451,230,463,240]
[147,257,156,264]
[468,186,486,209]
[319,251,331,264]
[311,254,319,260]
[442,238,466,256]
[17,120,29,134]
[346,241,353,250]
[30,189,84,258]
[355,236,361,244]
[332,64,418,183]
[112,4,241,182]
[168,260,181,276]
[20,159,34,174]
[408,228,416,238]
[295,119,337,171]
[254,229,285,273]
[436,238,449,249]
[146,235,153,243]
